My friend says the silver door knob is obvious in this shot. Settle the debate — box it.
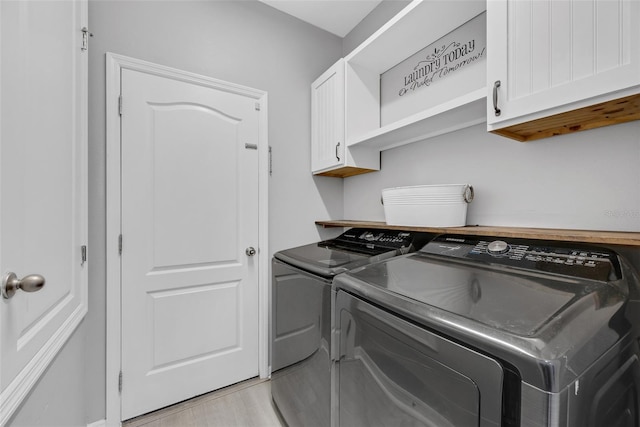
[245,247,257,257]
[2,272,46,299]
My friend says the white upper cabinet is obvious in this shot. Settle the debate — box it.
[311,59,379,177]
[487,0,640,141]
[311,0,640,176]
[311,0,488,177]
[345,0,487,150]
[311,59,345,174]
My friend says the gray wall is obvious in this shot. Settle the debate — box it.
[343,122,640,231]
[11,1,344,425]
[342,0,411,56]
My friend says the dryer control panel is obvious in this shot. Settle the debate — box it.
[421,235,621,281]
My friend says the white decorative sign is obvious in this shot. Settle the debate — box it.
[381,12,486,126]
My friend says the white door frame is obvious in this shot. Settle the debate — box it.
[105,53,269,426]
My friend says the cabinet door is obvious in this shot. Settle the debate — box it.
[311,59,345,173]
[487,0,640,129]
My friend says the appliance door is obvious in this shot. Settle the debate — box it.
[271,259,332,427]
[336,290,504,427]
[579,341,640,427]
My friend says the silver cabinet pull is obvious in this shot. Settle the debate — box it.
[2,272,46,299]
[245,247,257,257]
[335,142,341,161]
[493,80,501,116]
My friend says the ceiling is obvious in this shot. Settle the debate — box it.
[258,0,383,37]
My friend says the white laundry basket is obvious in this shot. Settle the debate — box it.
[382,184,474,227]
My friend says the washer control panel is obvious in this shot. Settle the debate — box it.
[322,228,433,254]
[421,235,621,281]
[356,230,410,245]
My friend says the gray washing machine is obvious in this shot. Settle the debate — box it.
[270,228,433,427]
[334,234,640,427]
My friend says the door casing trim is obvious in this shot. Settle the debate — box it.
[105,52,269,426]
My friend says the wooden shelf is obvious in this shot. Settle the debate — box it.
[316,220,640,247]
[314,166,378,178]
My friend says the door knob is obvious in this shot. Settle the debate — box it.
[2,272,46,299]
[245,247,257,257]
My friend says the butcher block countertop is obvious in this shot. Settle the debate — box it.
[315,220,640,247]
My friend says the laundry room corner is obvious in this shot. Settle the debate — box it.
[84,1,344,424]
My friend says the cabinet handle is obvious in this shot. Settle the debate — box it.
[493,80,501,117]
[336,142,341,161]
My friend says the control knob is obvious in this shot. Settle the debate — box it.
[487,240,510,255]
[361,232,376,241]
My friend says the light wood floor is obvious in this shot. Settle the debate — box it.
[123,378,284,427]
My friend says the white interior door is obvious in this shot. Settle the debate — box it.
[120,68,260,420]
[0,1,88,424]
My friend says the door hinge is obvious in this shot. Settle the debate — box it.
[81,27,92,51]
[81,245,87,266]
[118,234,123,255]
[118,95,123,116]
[118,371,123,393]
[255,102,261,111]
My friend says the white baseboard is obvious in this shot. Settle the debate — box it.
[87,419,107,427]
